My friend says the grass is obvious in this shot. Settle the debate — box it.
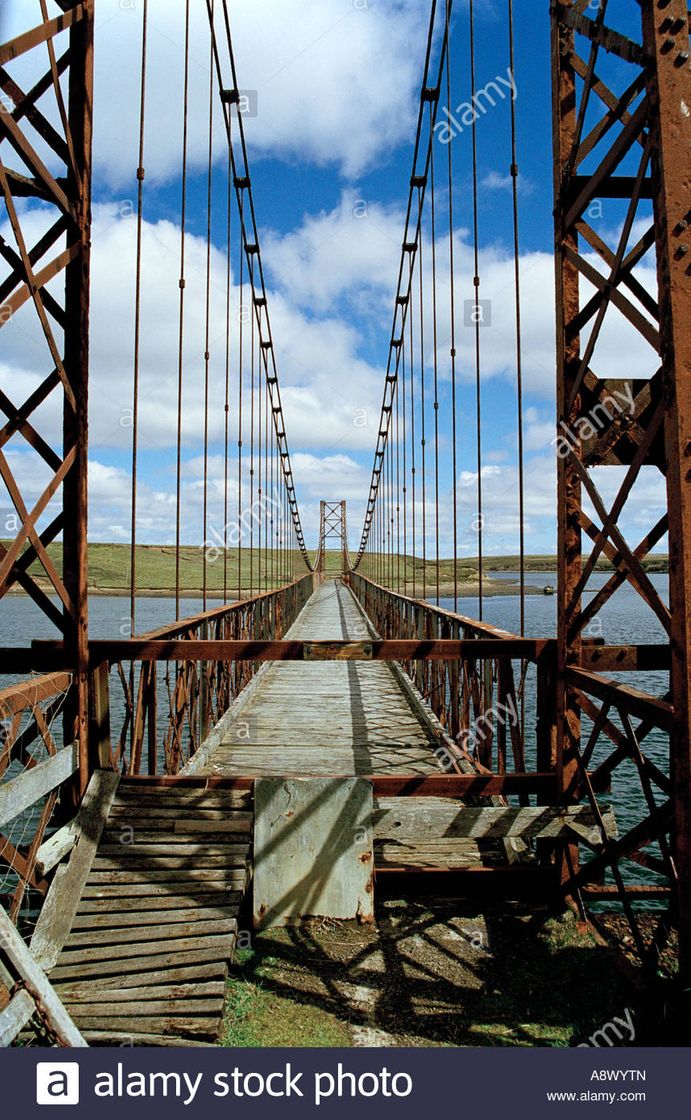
[4,540,668,597]
[222,944,353,1048]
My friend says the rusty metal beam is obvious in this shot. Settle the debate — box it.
[115,772,577,798]
[24,636,554,671]
[581,643,671,672]
[60,0,93,795]
[552,2,582,890]
[641,0,691,992]
[552,0,689,988]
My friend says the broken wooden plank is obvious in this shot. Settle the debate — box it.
[35,821,78,876]
[30,770,121,970]
[0,989,36,1047]
[0,742,78,827]
[0,906,87,1046]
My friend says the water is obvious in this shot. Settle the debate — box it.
[0,593,206,646]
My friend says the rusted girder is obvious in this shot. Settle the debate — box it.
[641,0,691,993]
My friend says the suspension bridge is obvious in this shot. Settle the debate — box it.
[0,0,689,1048]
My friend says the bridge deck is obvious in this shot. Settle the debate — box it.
[189,581,447,778]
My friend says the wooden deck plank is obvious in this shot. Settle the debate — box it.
[47,784,249,1046]
[76,893,241,914]
[70,909,233,930]
[54,983,225,1002]
[49,945,234,981]
[65,919,237,948]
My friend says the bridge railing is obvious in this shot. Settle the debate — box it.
[95,573,316,777]
[0,673,76,924]
[347,571,557,780]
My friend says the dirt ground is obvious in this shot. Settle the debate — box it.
[221,898,676,1048]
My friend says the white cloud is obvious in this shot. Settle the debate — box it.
[481,170,534,196]
[3,0,427,185]
[264,190,403,314]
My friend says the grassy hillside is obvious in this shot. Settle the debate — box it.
[3,541,668,597]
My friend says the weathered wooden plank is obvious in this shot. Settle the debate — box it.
[107,806,248,822]
[31,770,121,970]
[49,944,233,980]
[72,1015,221,1036]
[176,818,251,833]
[55,962,227,990]
[76,892,241,913]
[0,989,35,1047]
[112,792,251,808]
[376,839,504,869]
[91,854,248,869]
[82,1030,210,1047]
[54,982,225,1002]
[82,877,244,895]
[95,843,248,856]
[0,906,87,1046]
[373,800,617,843]
[84,869,245,885]
[35,821,78,875]
[56,931,235,965]
[100,823,250,839]
[66,918,237,947]
[68,999,221,1017]
[71,905,234,929]
[0,742,78,827]
[100,831,250,844]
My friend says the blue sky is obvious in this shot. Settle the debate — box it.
[1,0,664,561]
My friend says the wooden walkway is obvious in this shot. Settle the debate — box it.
[41,780,251,1046]
[188,581,448,778]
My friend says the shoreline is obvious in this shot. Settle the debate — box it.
[7,575,547,601]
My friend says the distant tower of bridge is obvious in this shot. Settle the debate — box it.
[317,501,350,577]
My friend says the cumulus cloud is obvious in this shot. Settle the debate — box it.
[3,0,427,185]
